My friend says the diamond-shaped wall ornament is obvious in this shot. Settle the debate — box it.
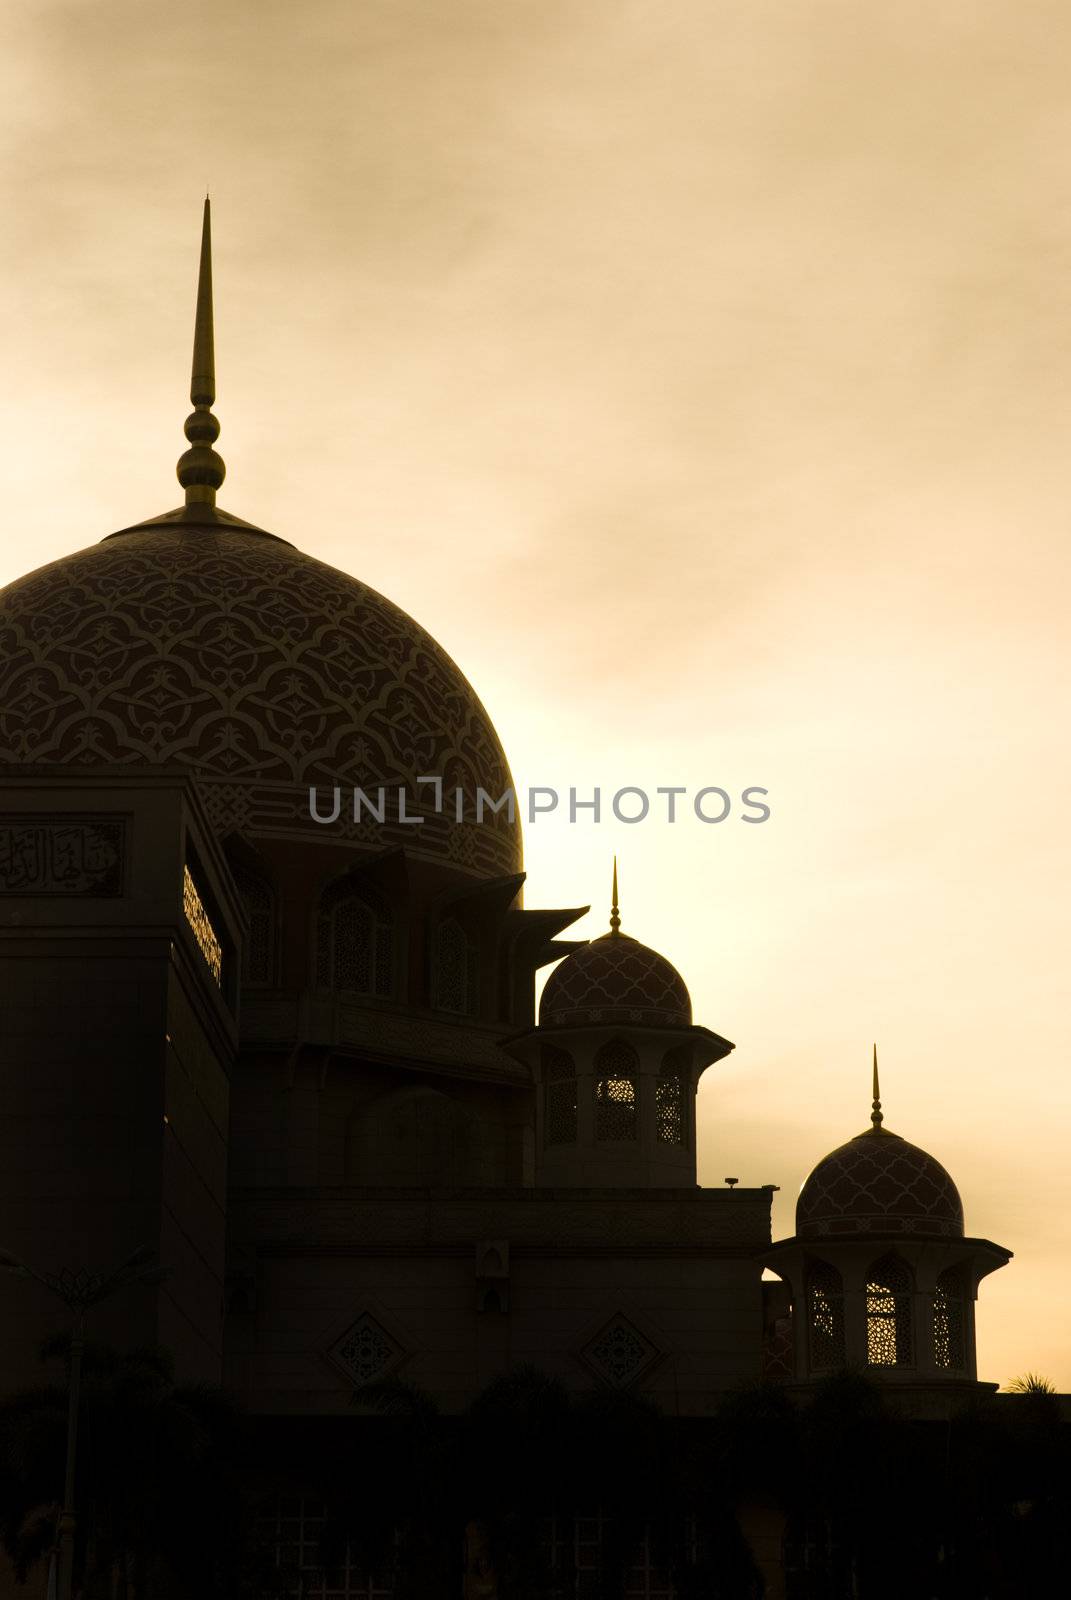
[581,1312,663,1390]
[328,1312,404,1387]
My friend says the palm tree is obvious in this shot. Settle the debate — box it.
[464,1363,574,1599]
[302,1365,766,1600]
[440,1365,765,1598]
[0,1338,246,1600]
[328,1374,459,1599]
[1004,1373,1057,1395]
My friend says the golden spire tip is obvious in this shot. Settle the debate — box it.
[871,1042,883,1128]
[609,855,621,936]
[176,197,225,508]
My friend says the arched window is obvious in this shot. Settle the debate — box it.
[866,1254,914,1367]
[316,879,392,996]
[806,1260,845,1371]
[762,1279,795,1379]
[230,861,275,987]
[594,1039,639,1142]
[436,916,478,1015]
[934,1265,967,1371]
[656,1045,688,1145]
[762,1314,795,1380]
[542,1044,577,1147]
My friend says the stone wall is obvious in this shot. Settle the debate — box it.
[224,1186,773,1414]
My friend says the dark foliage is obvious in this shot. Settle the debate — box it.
[1,1350,1068,1600]
[0,1338,247,1600]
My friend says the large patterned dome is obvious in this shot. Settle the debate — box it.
[0,519,521,878]
[796,1126,964,1240]
[539,931,692,1029]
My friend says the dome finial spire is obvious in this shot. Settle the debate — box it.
[609,855,621,936]
[871,1042,884,1128]
[176,196,226,508]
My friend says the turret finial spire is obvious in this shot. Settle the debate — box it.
[871,1042,883,1128]
[176,197,226,508]
[609,856,621,936]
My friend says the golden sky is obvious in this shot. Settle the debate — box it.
[3,0,1070,1387]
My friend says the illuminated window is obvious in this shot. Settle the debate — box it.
[594,1039,639,1141]
[807,1260,845,1371]
[654,1075,682,1143]
[542,1044,577,1147]
[934,1265,967,1370]
[317,880,392,996]
[866,1254,914,1367]
[656,1047,688,1144]
[183,864,222,986]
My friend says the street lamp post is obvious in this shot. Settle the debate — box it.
[0,1245,169,1600]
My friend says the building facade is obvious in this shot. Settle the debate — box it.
[0,205,1014,1592]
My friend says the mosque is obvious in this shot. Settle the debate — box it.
[0,206,1013,1592]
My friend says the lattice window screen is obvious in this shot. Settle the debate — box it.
[807,1260,845,1371]
[594,1039,639,1141]
[656,1046,689,1145]
[655,1075,683,1144]
[436,917,476,1014]
[316,880,392,996]
[542,1045,577,1147]
[866,1254,914,1367]
[933,1265,967,1370]
[336,898,375,991]
[231,863,274,986]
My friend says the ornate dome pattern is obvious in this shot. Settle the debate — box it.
[0,526,520,878]
[796,1129,964,1239]
[539,933,692,1029]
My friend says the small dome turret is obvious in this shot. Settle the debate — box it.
[796,1045,963,1238]
[539,934,692,1030]
[539,860,691,1029]
[763,1048,1011,1395]
[508,862,733,1190]
[796,1129,964,1240]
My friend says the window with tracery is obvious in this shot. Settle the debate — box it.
[933,1265,967,1371]
[435,916,477,1015]
[316,879,392,996]
[866,1254,914,1367]
[594,1039,639,1141]
[231,862,274,986]
[542,1044,577,1147]
[656,1047,688,1145]
[762,1312,795,1379]
[807,1260,845,1371]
